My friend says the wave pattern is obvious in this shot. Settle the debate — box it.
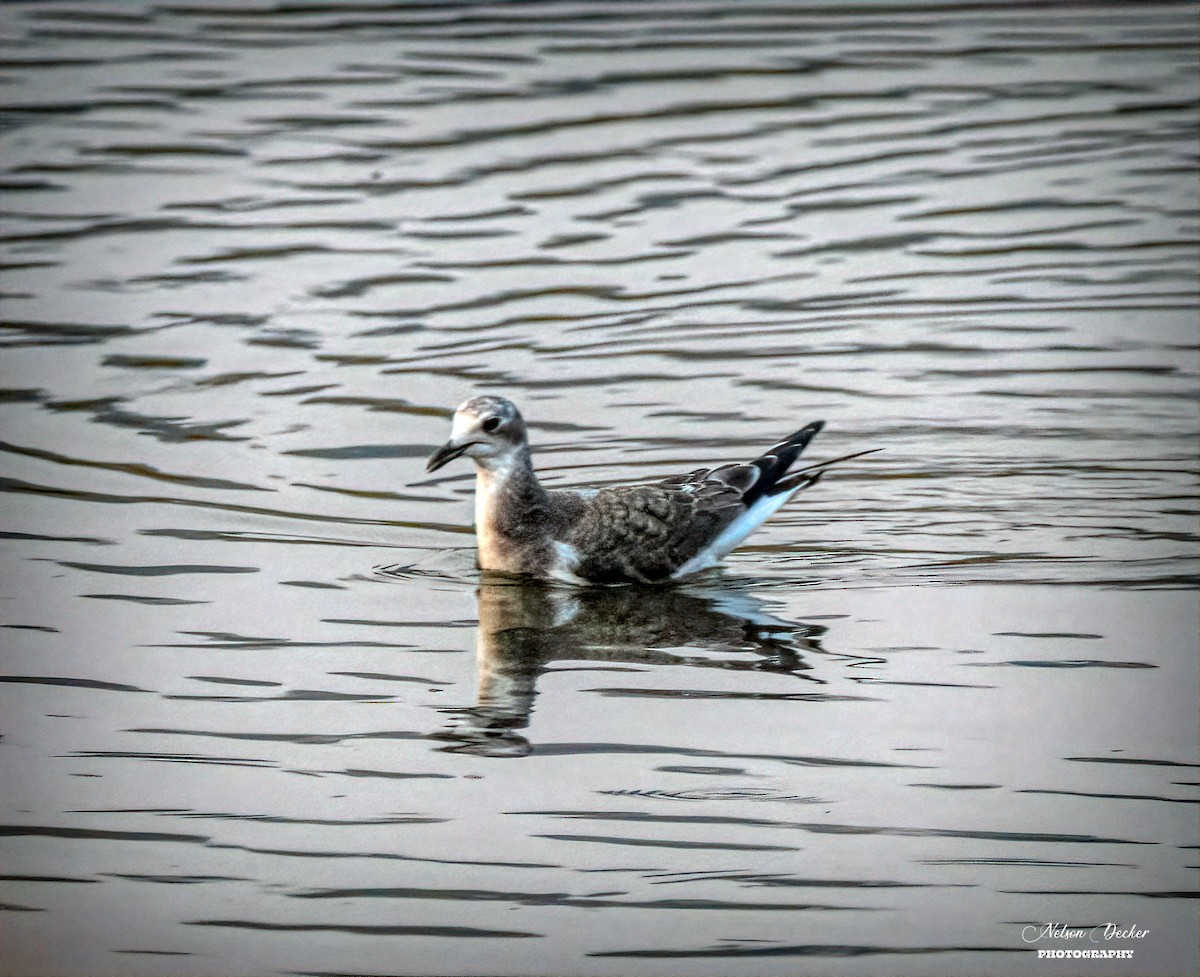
[1,2,1197,975]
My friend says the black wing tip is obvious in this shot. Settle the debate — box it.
[760,420,825,458]
[766,445,883,497]
[774,469,823,494]
[786,420,824,442]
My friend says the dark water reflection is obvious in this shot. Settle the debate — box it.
[436,578,833,757]
[2,0,1198,975]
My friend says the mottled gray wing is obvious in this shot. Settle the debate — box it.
[567,467,758,583]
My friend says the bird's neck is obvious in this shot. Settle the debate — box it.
[474,447,548,571]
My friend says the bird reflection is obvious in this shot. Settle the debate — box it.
[433,576,831,757]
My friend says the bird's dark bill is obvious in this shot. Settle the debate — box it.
[426,440,470,473]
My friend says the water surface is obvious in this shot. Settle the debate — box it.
[2,2,1198,975]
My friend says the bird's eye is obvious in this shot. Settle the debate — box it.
[482,416,501,433]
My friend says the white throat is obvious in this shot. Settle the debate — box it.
[473,448,522,533]
[472,447,535,574]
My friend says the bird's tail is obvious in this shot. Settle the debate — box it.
[743,420,825,505]
[773,447,882,494]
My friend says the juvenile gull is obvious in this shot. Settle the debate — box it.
[426,395,867,585]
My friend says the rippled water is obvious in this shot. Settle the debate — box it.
[2,2,1198,975]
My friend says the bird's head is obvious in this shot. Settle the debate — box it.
[426,395,529,473]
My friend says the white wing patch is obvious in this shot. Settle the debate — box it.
[670,486,800,579]
[546,541,587,585]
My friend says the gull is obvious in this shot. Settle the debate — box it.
[426,395,871,585]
